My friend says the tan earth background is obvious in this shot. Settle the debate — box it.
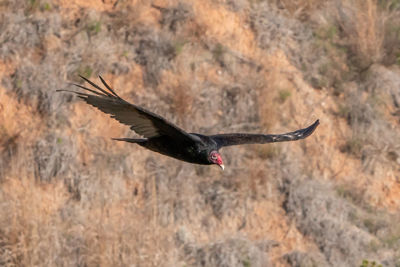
[1,0,400,266]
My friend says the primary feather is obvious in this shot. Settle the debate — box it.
[58,75,201,143]
[210,120,319,148]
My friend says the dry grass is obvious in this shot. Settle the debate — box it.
[335,0,386,68]
[0,176,69,266]
[0,173,179,266]
[270,0,326,20]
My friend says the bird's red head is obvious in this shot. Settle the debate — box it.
[209,151,224,170]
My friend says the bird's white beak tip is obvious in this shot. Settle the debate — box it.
[219,164,225,171]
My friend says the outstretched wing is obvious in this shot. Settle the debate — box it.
[58,76,201,144]
[210,120,319,148]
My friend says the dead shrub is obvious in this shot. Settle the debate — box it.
[179,236,268,267]
[335,0,387,68]
[337,78,400,172]
[270,0,326,20]
[283,176,376,266]
[171,84,193,123]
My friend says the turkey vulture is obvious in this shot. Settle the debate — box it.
[58,76,319,170]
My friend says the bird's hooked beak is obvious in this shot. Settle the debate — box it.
[216,157,224,171]
[219,164,225,171]
[216,156,224,171]
[210,151,225,171]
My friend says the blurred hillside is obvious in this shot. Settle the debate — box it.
[0,0,400,266]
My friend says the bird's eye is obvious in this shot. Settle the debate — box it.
[211,154,217,160]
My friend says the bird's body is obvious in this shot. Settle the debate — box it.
[58,76,319,170]
[116,134,217,165]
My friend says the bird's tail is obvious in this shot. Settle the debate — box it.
[112,138,147,144]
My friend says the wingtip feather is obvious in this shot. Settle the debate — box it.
[303,119,319,137]
[98,75,120,98]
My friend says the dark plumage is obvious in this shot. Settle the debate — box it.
[58,76,319,170]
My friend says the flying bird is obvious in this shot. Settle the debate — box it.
[58,76,319,170]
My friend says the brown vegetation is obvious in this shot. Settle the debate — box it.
[1,0,400,266]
